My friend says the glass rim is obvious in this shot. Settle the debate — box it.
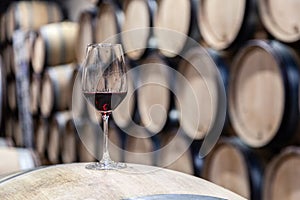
[87,43,122,48]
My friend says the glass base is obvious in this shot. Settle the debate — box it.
[85,160,127,170]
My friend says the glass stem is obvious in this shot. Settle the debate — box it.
[101,113,111,164]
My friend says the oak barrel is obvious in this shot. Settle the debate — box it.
[95,1,124,44]
[203,137,263,200]
[229,40,300,148]
[176,47,228,140]
[124,126,156,166]
[0,147,40,177]
[5,1,63,41]
[154,0,200,57]
[157,129,194,174]
[47,111,73,164]
[29,73,41,115]
[61,117,77,164]
[76,120,97,162]
[0,163,245,200]
[34,117,48,164]
[75,8,97,64]
[40,64,75,117]
[264,146,300,200]
[258,0,300,43]
[32,22,79,74]
[121,0,157,60]
[198,0,257,50]
[137,53,170,134]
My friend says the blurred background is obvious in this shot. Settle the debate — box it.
[0,0,300,199]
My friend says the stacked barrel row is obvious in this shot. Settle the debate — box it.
[0,1,90,176]
[0,0,300,199]
[74,0,300,200]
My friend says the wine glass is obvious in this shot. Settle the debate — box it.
[82,43,127,170]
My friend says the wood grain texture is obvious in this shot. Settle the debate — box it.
[0,163,245,200]
[264,147,300,200]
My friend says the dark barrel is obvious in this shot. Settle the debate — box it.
[264,146,300,200]
[229,40,300,148]
[202,137,264,200]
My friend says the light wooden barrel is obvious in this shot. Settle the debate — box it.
[75,8,97,64]
[76,120,97,162]
[32,22,79,74]
[95,1,124,44]
[154,0,200,57]
[198,0,257,50]
[264,147,300,200]
[0,147,40,177]
[29,74,41,116]
[157,128,194,175]
[176,47,228,140]
[258,0,300,43]
[229,40,300,148]
[137,53,170,134]
[6,1,63,41]
[34,117,48,164]
[121,0,157,60]
[203,137,263,200]
[40,64,75,118]
[63,119,79,164]
[124,125,156,166]
[0,163,245,200]
[47,111,73,164]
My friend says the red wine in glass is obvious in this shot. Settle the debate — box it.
[84,92,127,113]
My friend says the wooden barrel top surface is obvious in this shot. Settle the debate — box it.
[0,163,245,200]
